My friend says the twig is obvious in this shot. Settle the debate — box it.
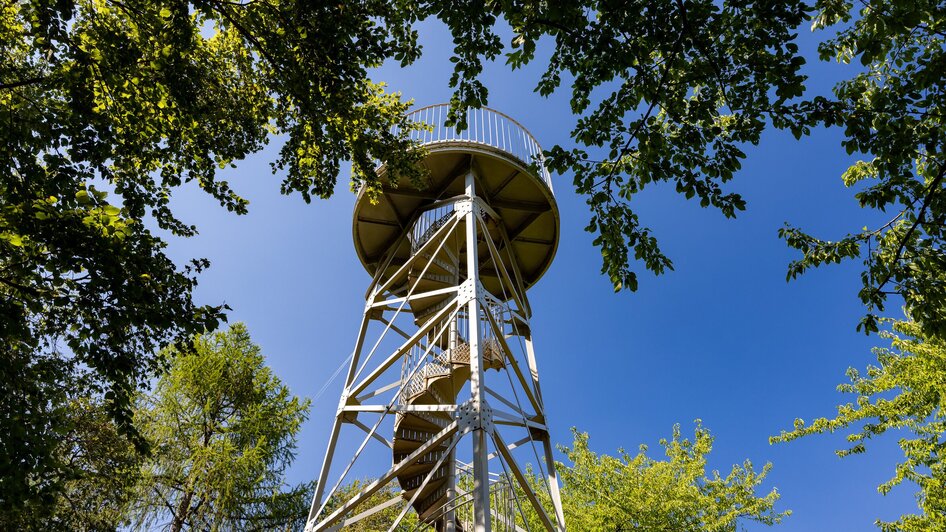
[869,164,946,296]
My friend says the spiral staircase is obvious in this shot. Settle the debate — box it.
[393,339,504,526]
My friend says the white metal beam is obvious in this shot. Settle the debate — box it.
[375,213,461,297]
[465,172,492,532]
[343,404,458,413]
[351,417,393,449]
[329,495,403,530]
[482,308,543,417]
[348,302,458,398]
[491,430,557,531]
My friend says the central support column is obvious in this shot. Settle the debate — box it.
[464,171,491,532]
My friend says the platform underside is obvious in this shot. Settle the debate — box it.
[353,144,560,297]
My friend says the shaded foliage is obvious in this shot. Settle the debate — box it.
[777,1,946,340]
[431,0,946,346]
[426,0,808,291]
[28,396,141,531]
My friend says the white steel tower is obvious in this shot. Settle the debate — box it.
[305,104,565,531]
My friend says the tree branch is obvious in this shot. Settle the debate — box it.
[870,164,946,296]
[0,76,50,91]
[210,2,281,77]
[592,30,686,196]
[531,18,576,36]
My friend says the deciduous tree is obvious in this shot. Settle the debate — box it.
[1,0,423,517]
[516,424,788,531]
[435,0,946,344]
[28,397,140,531]
[773,319,946,531]
[777,1,946,340]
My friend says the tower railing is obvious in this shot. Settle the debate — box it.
[393,103,554,193]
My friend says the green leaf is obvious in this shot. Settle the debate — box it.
[2,233,25,247]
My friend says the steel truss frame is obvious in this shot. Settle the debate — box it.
[305,171,565,532]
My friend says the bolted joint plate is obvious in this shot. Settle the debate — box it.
[456,198,488,219]
[458,279,489,305]
[455,199,473,217]
[472,197,497,222]
[457,279,488,305]
[456,399,494,433]
[458,279,475,302]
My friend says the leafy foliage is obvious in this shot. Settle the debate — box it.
[6,0,944,525]
[773,319,946,531]
[432,0,946,346]
[128,323,311,531]
[0,0,424,518]
[777,1,946,340]
[517,424,788,531]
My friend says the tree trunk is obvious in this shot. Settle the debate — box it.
[170,490,194,532]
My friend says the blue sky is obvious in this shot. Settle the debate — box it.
[165,18,915,531]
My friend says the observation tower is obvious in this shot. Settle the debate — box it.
[305,104,566,531]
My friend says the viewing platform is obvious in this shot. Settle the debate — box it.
[353,103,560,292]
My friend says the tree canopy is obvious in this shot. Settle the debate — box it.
[436,0,946,345]
[23,396,141,531]
[514,424,788,531]
[1,0,421,516]
[777,1,946,340]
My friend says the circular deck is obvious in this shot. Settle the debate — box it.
[353,105,559,292]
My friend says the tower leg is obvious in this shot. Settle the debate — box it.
[444,449,457,532]
[308,312,372,525]
[524,336,565,531]
[465,170,492,532]
[307,415,342,525]
[542,437,566,531]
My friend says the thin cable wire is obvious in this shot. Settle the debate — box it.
[311,350,355,405]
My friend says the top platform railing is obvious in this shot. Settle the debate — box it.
[393,103,553,192]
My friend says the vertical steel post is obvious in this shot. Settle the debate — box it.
[445,316,458,532]
[465,171,492,532]
[526,331,565,531]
